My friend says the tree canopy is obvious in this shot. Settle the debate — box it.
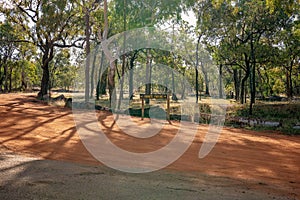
[0,0,299,115]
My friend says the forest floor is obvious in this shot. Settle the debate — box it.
[0,93,299,200]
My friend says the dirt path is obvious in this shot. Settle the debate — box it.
[0,93,299,199]
[0,149,293,200]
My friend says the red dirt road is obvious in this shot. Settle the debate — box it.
[0,93,299,199]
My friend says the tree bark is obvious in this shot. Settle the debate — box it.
[108,60,116,107]
[9,65,12,92]
[233,68,240,101]
[40,64,49,98]
[90,47,98,98]
[249,39,256,115]
[85,9,91,102]
[202,66,210,96]
[129,66,134,99]
[21,63,27,91]
[181,71,186,100]
[103,0,115,107]
[195,35,201,103]
[129,51,139,100]
[96,51,105,100]
[286,60,293,99]
[3,64,8,92]
[118,55,126,109]
[219,64,223,98]
[38,45,54,99]
[240,54,250,104]
[0,64,3,92]
[100,68,107,95]
[145,49,151,105]
[118,0,126,105]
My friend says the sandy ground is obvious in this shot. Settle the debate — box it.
[0,93,299,199]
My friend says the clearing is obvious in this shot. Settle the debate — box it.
[0,93,299,199]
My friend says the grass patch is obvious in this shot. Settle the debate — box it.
[227,101,300,135]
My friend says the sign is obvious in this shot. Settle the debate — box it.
[139,93,170,122]
[140,94,168,99]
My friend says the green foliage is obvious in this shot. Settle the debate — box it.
[1,0,84,96]
[49,49,77,91]
[0,20,38,92]
[110,0,184,34]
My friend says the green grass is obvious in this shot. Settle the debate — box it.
[227,101,300,135]
[236,101,300,121]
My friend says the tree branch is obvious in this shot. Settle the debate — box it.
[13,1,37,23]
[53,37,85,48]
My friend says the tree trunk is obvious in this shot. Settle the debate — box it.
[103,0,113,106]
[233,68,240,101]
[219,64,223,98]
[286,61,293,99]
[200,61,210,97]
[244,85,247,104]
[118,55,126,109]
[8,65,12,92]
[21,64,27,91]
[129,63,134,100]
[249,64,255,115]
[203,70,209,96]
[171,70,177,100]
[3,64,8,92]
[96,51,105,100]
[145,49,151,105]
[181,71,186,100]
[195,35,201,103]
[118,0,126,104]
[240,80,246,104]
[129,50,139,100]
[249,39,256,115]
[85,9,91,102]
[39,62,50,98]
[129,59,134,100]
[100,68,108,95]
[90,47,98,98]
[0,64,3,92]
[240,54,250,104]
[108,60,116,107]
[38,46,54,99]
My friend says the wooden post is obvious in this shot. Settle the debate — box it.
[141,97,144,120]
